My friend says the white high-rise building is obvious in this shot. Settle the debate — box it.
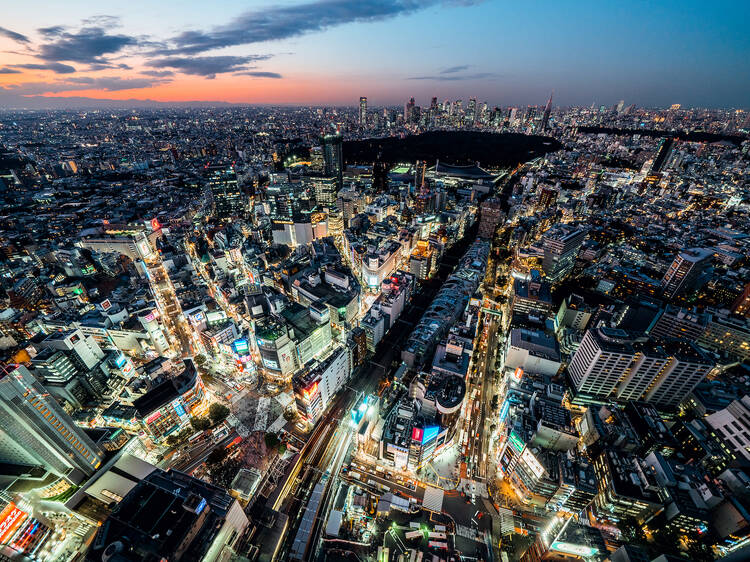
[706,396,750,462]
[541,226,587,283]
[40,328,104,371]
[0,365,103,480]
[644,344,713,409]
[660,247,713,299]
[568,327,636,400]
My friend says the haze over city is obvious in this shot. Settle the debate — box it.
[1,0,749,108]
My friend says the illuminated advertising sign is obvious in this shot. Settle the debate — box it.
[263,358,279,371]
[550,542,598,557]
[232,339,249,355]
[151,217,161,231]
[302,382,319,401]
[513,367,524,382]
[100,299,112,311]
[114,353,127,368]
[422,426,440,444]
[411,427,424,442]
[508,432,525,453]
[173,402,186,418]
[521,448,546,478]
[0,503,28,544]
[195,497,207,514]
[499,400,510,424]
[146,411,162,424]
[144,311,156,323]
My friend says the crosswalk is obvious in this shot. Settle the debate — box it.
[497,506,515,534]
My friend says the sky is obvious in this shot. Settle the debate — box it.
[0,0,748,109]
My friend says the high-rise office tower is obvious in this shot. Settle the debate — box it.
[478,198,504,239]
[649,138,675,174]
[568,327,636,401]
[0,364,103,480]
[615,342,673,402]
[322,132,343,189]
[643,343,713,409]
[404,97,415,123]
[538,186,558,210]
[541,225,586,283]
[311,176,339,207]
[208,165,243,219]
[467,98,477,124]
[39,329,104,372]
[660,247,713,300]
[541,91,553,132]
[359,96,367,127]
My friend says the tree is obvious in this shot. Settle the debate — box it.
[283,408,298,422]
[207,447,228,465]
[190,416,211,431]
[491,395,500,411]
[264,432,280,450]
[209,403,230,424]
[618,516,647,546]
[166,434,179,447]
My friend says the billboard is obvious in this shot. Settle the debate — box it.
[508,432,525,453]
[232,339,250,355]
[422,426,440,444]
[0,503,28,544]
[114,353,127,368]
[411,427,423,442]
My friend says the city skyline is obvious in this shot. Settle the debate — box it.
[0,0,749,109]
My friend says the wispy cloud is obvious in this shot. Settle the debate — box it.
[0,68,22,74]
[1,75,171,95]
[160,0,480,55]
[440,64,470,74]
[10,62,76,74]
[408,71,497,81]
[234,71,283,79]
[0,26,30,44]
[37,26,137,64]
[146,55,272,78]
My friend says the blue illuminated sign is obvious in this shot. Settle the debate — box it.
[114,353,127,368]
[195,497,207,514]
[173,403,186,417]
[499,400,510,424]
[422,426,440,444]
[232,338,249,355]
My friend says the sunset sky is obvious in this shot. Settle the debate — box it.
[1,0,748,108]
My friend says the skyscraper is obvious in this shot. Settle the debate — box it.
[0,364,103,480]
[208,165,243,219]
[541,91,553,132]
[359,96,367,127]
[660,247,714,300]
[568,327,636,401]
[404,97,415,123]
[478,198,504,239]
[322,132,343,189]
[311,176,339,207]
[541,225,587,283]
